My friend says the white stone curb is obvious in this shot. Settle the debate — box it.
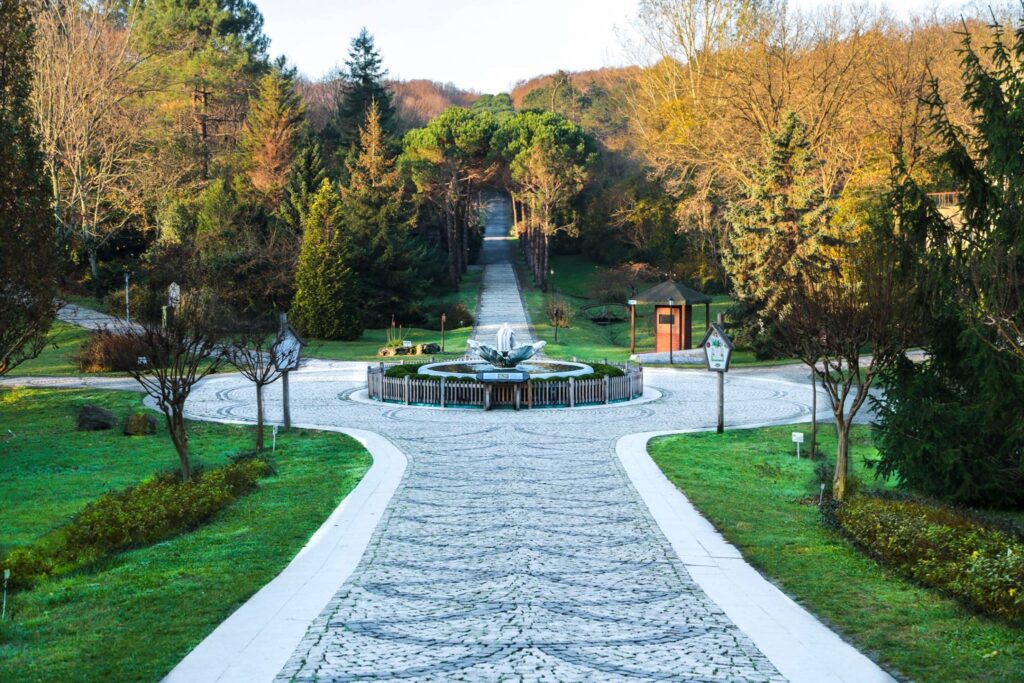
[617,430,896,683]
[163,427,407,683]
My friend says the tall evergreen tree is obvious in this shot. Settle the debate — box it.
[275,140,327,240]
[241,67,306,207]
[726,113,839,313]
[724,112,842,355]
[0,0,58,376]
[340,101,429,326]
[872,20,1024,505]
[326,28,396,165]
[290,179,362,340]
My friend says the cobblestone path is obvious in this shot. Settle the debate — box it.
[472,195,535,349]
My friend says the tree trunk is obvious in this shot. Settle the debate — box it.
[88,246,100,296]
[255,382,265,452]
[166,409,191,481]
[833,417,850,501]
[446,204,460,287]
[810,368,818,458]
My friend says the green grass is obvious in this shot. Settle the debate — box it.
[4,322,94,377]
[649,424,1024,683]
[0,387,371,681]
[307,269,482,361]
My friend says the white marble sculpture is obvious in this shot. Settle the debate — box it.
[467,323,546,368]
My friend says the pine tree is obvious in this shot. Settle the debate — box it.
[276,141,327,240]
[724,112,842,356]
[725,112,840,313]
[241,68,306,207]
[290,179,363,340]
[0,0,58,376]
[339,101,429,326]
[326,28,396,164]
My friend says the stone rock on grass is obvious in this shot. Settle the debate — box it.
[416,343,441,355]
[76,405,118,431]
[123,412,157,436]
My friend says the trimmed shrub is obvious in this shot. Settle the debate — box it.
[1,458,272,589]
[825,495,1024,621]
[73,330,151,373]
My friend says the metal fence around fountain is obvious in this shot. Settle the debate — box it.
[366,360,643,409]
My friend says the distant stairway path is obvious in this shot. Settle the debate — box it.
[472,194,535,349]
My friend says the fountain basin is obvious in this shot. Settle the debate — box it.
[419,359,593,379]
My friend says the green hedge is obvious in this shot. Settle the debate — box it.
[383,362,626,382]
[2,457,272,589]
[826,496,1024,621]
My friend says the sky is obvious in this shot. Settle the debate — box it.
[254,0,971,94]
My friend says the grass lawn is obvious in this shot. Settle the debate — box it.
[305,268,482,362]
[4,322,94,377]
[0,387,371,681]
[649,424,1024,683]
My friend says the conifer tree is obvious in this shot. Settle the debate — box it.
[241,68,306,207]
[290,179,362,340]
[725,112,839,315]
[0,0,58,376]
[276,141,327,240]
[326,28,396,163]
[339,101,428,326]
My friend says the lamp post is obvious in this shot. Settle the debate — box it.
[440,313,447,353]
[554,306,562,343]
[668,298,675,364]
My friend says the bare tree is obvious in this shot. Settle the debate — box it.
[120,293,224,481]
[31,0,153,282]
[776,244,919,500]
[224,318,286,452]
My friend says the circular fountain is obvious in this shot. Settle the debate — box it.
[366,324,644,409]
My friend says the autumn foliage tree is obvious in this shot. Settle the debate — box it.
[241,67,306,208]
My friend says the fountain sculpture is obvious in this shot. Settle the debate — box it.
[467,324,546,368]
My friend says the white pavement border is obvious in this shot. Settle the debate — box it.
[163,427,407,683]
[617,430,895,683]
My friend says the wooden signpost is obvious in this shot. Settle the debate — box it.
[699,313,734,434]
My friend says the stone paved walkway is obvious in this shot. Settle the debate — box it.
[472,195,535,349]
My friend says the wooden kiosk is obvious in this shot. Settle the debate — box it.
[628,281,712,354]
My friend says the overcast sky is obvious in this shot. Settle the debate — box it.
[254,0,972,93]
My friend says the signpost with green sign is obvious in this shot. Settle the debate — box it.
[699,314,734,433]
